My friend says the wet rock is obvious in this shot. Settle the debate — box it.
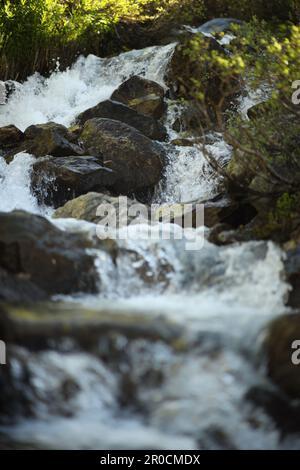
[0,302,183,351]
[170,138,197,147]
[0,210,98,300]
[207,223,234,245]
[264,314,300,399]
[0,267,47,303]
[80,118,165,195]
[111,75,166,119]
[0,348,34,423]
[204,197,237,228]
[0,125,24,150]
[76,99,167,141]
[9,122,83,160]
[225,150,253,189]
[207,218,263,246]
[246,385,300,436]
[203,196,258,244]
[208,199,257,228]
[31,155,115,207]
[53,192,144,226]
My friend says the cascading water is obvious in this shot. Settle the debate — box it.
[0,42,296,450]
[0,44,175,131]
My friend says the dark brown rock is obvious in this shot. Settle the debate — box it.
[76,99,167,141]
[0,125,24,149]
[111,75,166,119]
[264,314,300,399]
[32,155,115,207]
[80,118,165,195]
[7,122,84,160]
[0,210,98,300]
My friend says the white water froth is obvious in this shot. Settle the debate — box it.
[0,44,175,131]
[54,213,289,317]
[157,137,231,203]
[0,153,42,213]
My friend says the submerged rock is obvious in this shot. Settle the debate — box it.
[111,75,166,119]
[76,99,167,141]
[0,266,46,302]
[0,210,98,301]
[80,118,165,195]
[31,155,115,207]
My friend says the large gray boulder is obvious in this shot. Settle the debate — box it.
[80,118,165,195]
[0,210,98,301]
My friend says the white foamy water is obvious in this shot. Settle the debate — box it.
[0,44,175,131]
[157,137,231,203]
[0,152,40,213]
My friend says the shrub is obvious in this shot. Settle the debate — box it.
[181,19,300,240]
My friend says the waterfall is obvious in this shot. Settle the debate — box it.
[0,44,175,131]
[0,153,40,213]
[0,39,296,451]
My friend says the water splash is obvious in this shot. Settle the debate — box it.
[0,44,175,131]
[157,138,231,203]
[0,153,41,213]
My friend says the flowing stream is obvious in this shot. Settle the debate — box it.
[0,42,297,450]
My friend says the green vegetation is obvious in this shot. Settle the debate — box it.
[0,0,143,78]
[1,0,300,79]
[182,19,300,241]
[0,0,205,78]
